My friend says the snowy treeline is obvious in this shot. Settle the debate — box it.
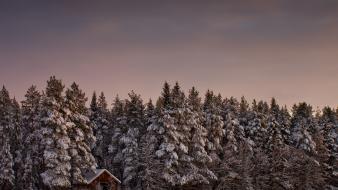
[0,77,337,190]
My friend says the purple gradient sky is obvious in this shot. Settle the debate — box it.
[1,0,338,108]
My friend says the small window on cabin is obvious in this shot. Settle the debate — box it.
[99,182,110,190]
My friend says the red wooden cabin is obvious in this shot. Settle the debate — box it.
[74,169,121,190]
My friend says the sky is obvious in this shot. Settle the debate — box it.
[1,0,338,108]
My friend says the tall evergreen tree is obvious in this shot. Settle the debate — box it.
[120,91,145,189]
[20,86,42,190]
[161,82,171,109]
[171,82,185,109]
[139,99,166,190]
[10,98,22,189]
[39,76,72,188]
[186,87,216,188]
[65,82,97,185]
[203,90,224,155]
[0,86,15,189]
[91,92,111,169]
[290,103,317,153]
[109,95,126,180]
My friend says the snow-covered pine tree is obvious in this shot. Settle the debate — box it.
[288,148,325,189]
[91,92,111,169]
[223,97,249,152]
[39,76,72,189]
[317,107,338,186]
[20,85,42,189]
[257,100,269,115]
[290,102,317,154]
[162,81,171,109]
[216,97,257,190]
[320,107,338,161]
[138,98,167,190]
[279,105,292,144]
[0,140,14,190]
[145,99,155,120]
[266,98,289,151]
[109,95,126,180]
[138,99,164,189]
[171,82,185,108]
[138,133,166,190]
[89,92,98,123]
[0,86,15,189]
[266,143,293,189]
[10,98,23,189]
[239,96,250,127]
[216,140,254,190]
[242,100,267,149]
[119,91,145,189]
[65,82,97,185]
[161,82,194,187]
[185,87,216,188]
[203,90,224,157]
[152,82,191,187]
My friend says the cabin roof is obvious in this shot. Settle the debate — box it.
[84,169,121,184]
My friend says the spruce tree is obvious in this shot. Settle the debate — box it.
[171,82,185,109]
[10,98,23,189]
[186,87,216,188]
[91,92,111,169]
[109,95,126,180]
[120,91,145,189]
[161,81,171,109]
[203,90,224,155]
[65,82,97,185]
[39,76,72,188]
[20,86,42,189]
[139,99,166,190]
[0,86,15,189]
[290,103,317,153]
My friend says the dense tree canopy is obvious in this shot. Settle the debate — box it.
[0,77,337,190]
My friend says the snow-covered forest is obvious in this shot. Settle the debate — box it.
[0,76,337,190]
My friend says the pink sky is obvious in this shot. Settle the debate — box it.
[1,0,338,108]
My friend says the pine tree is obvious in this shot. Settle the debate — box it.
[0,140,14,190]
[223,97,250,151]
[320,107,338,161]
[89,92,98,122]
[139,99,166,190]
[120,91,145,189]
[109,95,126,180]
[203,90,224,155]
[266,98,290,151]
[216,141,254,190]
[188,87,201,112]
[161,81,171,109]
[288,148,325,189]
[239,96,250,126]
[39,76,72,189]
[0,86,15,189]
[145,99,155,119]
[91,92,111,169]
[9,98,23,189]
[185,87,216,188]
[246,110,268,149]
[171,82,185,109]
[20,86,42,189]
[290,103,317,153]
[138,133,166,190]
[65,82,97,185]
[152,83,195,187]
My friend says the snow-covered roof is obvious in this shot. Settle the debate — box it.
[84,169,121,184]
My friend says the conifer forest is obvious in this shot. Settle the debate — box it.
[0,76,337,190]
